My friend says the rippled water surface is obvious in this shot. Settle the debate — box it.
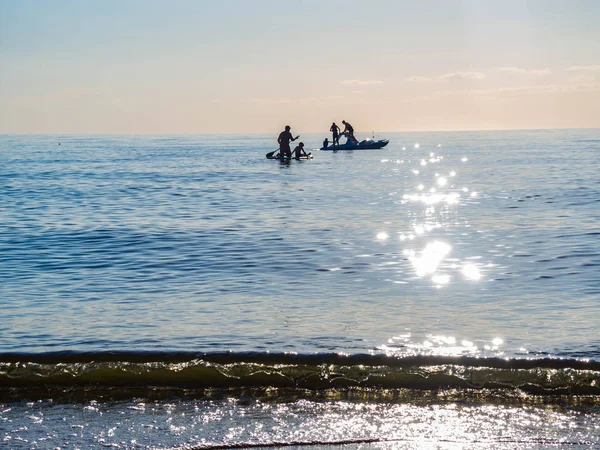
[2,130,600,449]
[1,130,600,358]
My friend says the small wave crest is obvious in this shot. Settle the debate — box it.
[1,352,599,403]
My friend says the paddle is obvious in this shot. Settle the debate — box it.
[266,149,279,159]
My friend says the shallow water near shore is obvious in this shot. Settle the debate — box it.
[1,130,600,448]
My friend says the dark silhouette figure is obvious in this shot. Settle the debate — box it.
[330,122,340,146]
[323,138,329,148]
[278,125,299,159]
[342,120,358,144]
[292,142,309,159]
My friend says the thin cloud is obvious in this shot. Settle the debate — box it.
[433,82,600,98]
[251,97,291,105]
[566,65,600,72]
[569,75,596,83]
[298,96,344,104]
[440,71,486,80]
[252,96,345,105]
[497,66,552,76]
[472,85,561,95]
[408,76,432,82]
[564,81,600,93]
[340,80,383,85]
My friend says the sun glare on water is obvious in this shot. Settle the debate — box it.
[391,143,487,288]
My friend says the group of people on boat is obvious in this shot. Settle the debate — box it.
[270,119,388,159]
[326,120,358,147]
[274,120,358,158]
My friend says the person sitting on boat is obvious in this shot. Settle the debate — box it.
[278,125,299,159]
[292,142,309,159]
[342,120,358,144]
[322,138,329,149]
[330,122,341,146]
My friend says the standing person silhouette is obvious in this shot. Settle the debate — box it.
[342,120,358,144]
[277,125,299,159]
[330,122,340,146]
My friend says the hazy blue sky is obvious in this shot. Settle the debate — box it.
[1,0,599,134]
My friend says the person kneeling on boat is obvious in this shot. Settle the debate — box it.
[342,120,359,144]
[292,142,309,159]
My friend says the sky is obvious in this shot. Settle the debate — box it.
[1,0,599,134]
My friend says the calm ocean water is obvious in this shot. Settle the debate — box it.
[1,130,599,448]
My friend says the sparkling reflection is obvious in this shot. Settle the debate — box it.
[376,232,389,241]
[405,241,451,277]
[380,334,506,358]
[431,274,451,286]
[462,263,481,280]
[394,143,489,289]
[2,395,596,449]
[402,192,460,205]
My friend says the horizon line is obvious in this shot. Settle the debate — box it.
[1,126,598,136]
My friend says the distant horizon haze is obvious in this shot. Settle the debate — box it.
[1,126,600,137]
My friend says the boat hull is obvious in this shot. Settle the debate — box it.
[320,139,389,151]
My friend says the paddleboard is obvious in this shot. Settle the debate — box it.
[266,152,312,160]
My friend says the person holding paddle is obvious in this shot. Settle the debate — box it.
[277,125,299,159]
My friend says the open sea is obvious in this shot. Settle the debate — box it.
[1,129,600,449]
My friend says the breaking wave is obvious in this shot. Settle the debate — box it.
[2,351,600,403]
